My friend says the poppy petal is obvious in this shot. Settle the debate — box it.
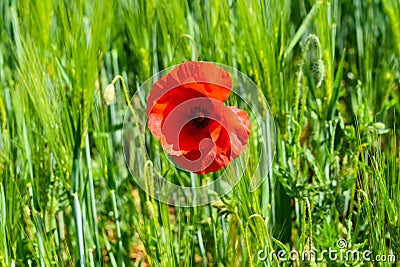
[157,97,215,152]
[172,138,217,173]
[146,62,232,115]
[147,88,206,139]
[223,106,251,158]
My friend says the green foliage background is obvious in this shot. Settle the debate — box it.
[0,0,399,266]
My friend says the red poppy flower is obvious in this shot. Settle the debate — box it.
[146,61,250,174]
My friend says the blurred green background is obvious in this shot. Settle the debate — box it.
[0,0,399,266]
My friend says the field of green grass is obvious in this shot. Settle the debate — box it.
[1,0,400,266]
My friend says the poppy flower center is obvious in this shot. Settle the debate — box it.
[189,106,211,129]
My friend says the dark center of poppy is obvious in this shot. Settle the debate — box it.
[189,106,210,129]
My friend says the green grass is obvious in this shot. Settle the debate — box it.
[0,0,400,266]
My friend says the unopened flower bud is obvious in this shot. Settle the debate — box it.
[103,84,115,105]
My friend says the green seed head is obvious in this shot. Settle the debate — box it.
[311,59,326,88]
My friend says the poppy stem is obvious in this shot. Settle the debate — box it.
[172,34,199,62]
[111,75,147,160]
